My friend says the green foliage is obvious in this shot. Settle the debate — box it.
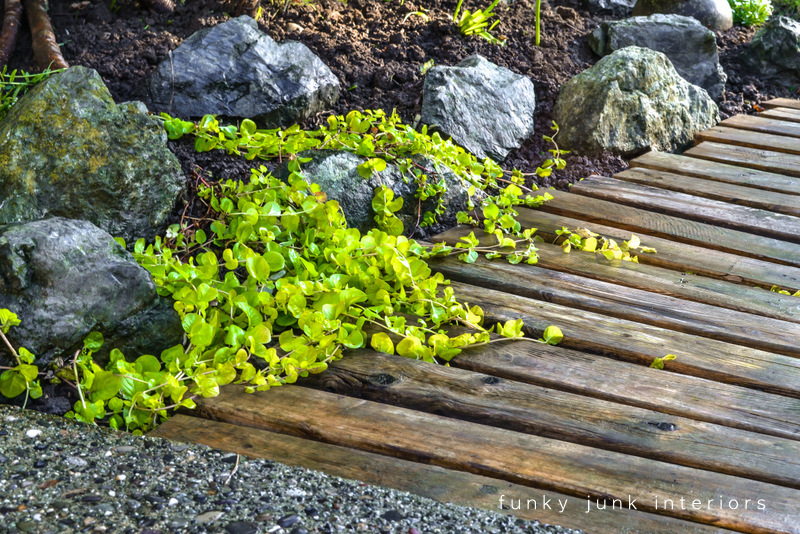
[773,0,800,18]
[0,66,65,121]
[452,0,506,46]
[729,0,774,24]
[534,0,542,46]
[553,227,655,262]
[0,310,42,405]
[650,354,677,370]
[770,284,800,296]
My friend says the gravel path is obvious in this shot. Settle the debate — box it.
[0,406,581,534]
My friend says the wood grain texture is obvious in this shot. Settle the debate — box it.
[150,416,735,534]
[721,114,800,140]
[539,189,800,267]
[193,386,800,533]
[759,108,800,126]
[426,243,800,349]
[695,126,800,155]
[630,149,800,196]
[614,167,800,217]
[513,209,800,293]
[305,350,800,488]
[762,98,800,111]
[449,280,800,398]
[686,141,800,180]
[569,175,800,244]
[447,338,800,442]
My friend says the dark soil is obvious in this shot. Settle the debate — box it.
[9,0,798,191]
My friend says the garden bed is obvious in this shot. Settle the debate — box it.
[7,0,795,190]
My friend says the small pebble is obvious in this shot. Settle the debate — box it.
[26,429,42,438]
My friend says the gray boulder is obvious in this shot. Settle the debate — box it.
[275,151,476,236]
[742,17,800,89]
[0,218,183,368]
[148,15,339,127]
[589,14,726,99]
[554,46,719,157]
[586,0,636,17]
[633,0,733,30]
[0,66,185,244]
[421,55,536,162]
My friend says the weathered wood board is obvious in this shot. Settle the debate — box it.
[192,386,800,533]
[568,175,800,244]
[152,416,736,534]
[538,189,800,266]
[762,98,800,111]
[513,208,800,292]
[614,167,800,216]
[630,149,800,195]
[696,125,800,156]
[686,141,800,180]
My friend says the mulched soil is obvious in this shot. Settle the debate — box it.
[9,0,798,191]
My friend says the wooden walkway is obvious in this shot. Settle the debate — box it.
[150,99,800,534]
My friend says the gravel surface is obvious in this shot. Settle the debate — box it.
[0,406,582,534]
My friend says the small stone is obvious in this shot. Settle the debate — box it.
[224,521,258,534]
[26,429,43,438]
[115,446,135,454]
[168,518,190,529]
[382,510,404,521]
[34,459,47,468]
[286,22,303,32]
[66,456,88,467]
[195,510,225,524]
[277,513,301,528]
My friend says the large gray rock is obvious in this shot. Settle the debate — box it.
[148,15,339,127]
[554,46,719,157]
[0,218,183,368]
[0,67,185,244]
[276,151,476,236]
[589,14,726,99]
[586,0,635,17]
[633,0,733,30]
[742,17,800,88]
[421,55,536,162]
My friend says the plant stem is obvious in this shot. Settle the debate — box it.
[0,329,20,365]
[535,0,541,46]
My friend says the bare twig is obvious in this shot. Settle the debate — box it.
[223,454,240,485]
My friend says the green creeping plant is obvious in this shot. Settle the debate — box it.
[1,110,576,433]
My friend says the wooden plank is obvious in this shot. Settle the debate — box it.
[514,209,800,293]
[447,337,800,442]
[306,350,800,488]
[194,386,800,533]
[539,189,800,267]
[450,281,800,398]
[721,114,800,140]
[695,125,800,156]
[568,176,800,244]
[427,247,800,350]
[686,141,800,180]
[150,416,734,534]
[760,108,800,125]
[614,167,800,217]
[761,98,800,111]
[630,149,800,196]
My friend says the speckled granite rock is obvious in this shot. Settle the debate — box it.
[0,66,185,244]
[0,218,182,368]
[555,46,719,156]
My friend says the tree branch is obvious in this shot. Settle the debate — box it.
[0,0,23,68]
[22,0,68,71]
